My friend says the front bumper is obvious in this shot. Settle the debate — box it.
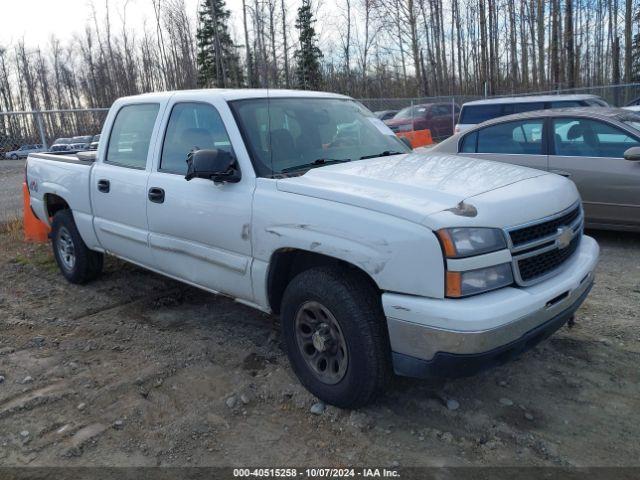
[384,235,599,378]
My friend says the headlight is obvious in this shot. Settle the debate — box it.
[446,263,513,297]
[437,227,507,258]
[397,123,413,132]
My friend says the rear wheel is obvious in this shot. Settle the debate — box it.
[51,210,103,284]
[281,266,391,408]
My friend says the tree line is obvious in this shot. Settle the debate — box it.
[1,0,640,116]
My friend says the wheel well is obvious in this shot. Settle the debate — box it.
[267,249,379,314]
[44,194,70,220]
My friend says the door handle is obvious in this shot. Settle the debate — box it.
[148,187,165,204]
[97,179,110,193]
[551,170,572,178]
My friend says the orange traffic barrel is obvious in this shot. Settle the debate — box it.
[23,182,50,243]
[397,129,434,148]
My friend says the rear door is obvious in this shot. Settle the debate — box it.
[457,118,548,170]
[91,102,164,267]
[549,117,640,228]
[145,97,254,300]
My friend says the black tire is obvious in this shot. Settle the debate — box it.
[51,210,103,284]
[281,266,391,408]
[10,154,18,160]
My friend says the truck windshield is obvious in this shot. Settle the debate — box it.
[393,105,429,120]
[230,97,410,177]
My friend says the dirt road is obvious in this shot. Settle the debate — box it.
[0,228,638,467]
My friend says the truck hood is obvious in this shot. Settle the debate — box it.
[277,153,550,225]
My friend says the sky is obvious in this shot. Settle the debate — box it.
[0,0,202,47]
[0,0,346,62]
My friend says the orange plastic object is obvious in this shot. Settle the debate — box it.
[23,182,50,243]
[396,129,434,148]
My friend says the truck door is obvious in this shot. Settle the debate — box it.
[145,99,254,300]
[91,102,162,267]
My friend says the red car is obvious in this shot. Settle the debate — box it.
[384,102,460,141]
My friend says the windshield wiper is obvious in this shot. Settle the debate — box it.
[280,158,351,173]
[359,150,405,160]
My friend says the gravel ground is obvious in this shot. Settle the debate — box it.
[0,159,25,223]
[0,228,638,467]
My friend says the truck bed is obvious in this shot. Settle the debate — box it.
[29,151,97,164]
[26,151,97,241]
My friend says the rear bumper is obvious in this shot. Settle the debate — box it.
[384,235,598,378]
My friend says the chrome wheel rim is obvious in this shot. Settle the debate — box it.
[294,301,348,385]
[57,227,76,271]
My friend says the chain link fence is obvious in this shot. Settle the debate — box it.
[2,83,640,159]
[359,82,640,143]
[0,108,108,159]
[500,82,640,106]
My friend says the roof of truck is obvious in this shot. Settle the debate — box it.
[118,88,350,103]
[462,94,603,106]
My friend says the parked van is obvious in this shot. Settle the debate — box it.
[455,94,609,133]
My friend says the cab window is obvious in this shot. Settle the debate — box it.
[160,102,233,175]
[106,103,160,169]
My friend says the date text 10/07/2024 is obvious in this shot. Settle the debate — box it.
[232,468,401,478]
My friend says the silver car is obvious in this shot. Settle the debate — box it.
[432,107,640,232]
[4,143,45,159]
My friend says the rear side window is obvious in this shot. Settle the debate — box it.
[475,120,544,154]
[106,103,160,169]
[160,102,233,175]
[512,102,544,113]
[459,105,502,124]
[461,102,548,124]
[586,99,609,107]
[549,101,583,109]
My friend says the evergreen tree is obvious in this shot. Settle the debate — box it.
[293,0,323,90]
[196,0,244,88]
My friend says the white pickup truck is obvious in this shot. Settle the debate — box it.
[26,89,599,408]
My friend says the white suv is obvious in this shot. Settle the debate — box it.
[456,94,609,133]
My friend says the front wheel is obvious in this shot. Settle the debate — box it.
[51,210,103,284]
[10,154,18,160]
[281,266,391,408]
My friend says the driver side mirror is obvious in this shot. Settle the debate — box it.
[185,149,241,183]
[623,146,640,161]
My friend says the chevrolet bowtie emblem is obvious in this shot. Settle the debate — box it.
[556,227,573,249]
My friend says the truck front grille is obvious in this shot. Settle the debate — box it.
[517,235,581,282]
[506,203,583,286]
[509,205,581,247]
